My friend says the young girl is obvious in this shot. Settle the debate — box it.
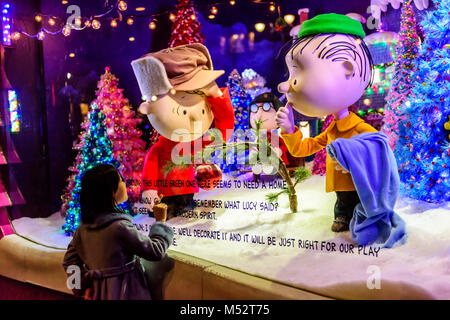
[62,164,174,300]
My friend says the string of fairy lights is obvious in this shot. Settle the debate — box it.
[8,0,296,42]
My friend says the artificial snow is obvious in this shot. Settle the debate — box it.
[10,170,450,299]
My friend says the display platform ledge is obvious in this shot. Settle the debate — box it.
[0,234,329,300]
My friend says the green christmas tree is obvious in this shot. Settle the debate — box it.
[62,103,121,235]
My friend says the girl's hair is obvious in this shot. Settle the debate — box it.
[80,163,124,224]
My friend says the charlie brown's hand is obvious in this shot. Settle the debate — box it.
[276,104,295,134]
[201,82,223,98]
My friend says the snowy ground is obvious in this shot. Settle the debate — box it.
[10,170,450,299]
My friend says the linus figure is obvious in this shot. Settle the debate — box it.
[131,43,234,219]
[276,14,377,232]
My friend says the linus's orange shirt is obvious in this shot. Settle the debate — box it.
[281,112,377,192]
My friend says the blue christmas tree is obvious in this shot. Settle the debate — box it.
[395,0,450,203]
[63,102,122,235]
[218,69,253,175]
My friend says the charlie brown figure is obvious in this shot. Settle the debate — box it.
[131,43,234,219]
[276,14,377,232]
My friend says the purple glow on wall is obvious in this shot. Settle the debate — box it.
[1,2,12,46]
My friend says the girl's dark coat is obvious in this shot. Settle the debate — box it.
[63,213,173,300]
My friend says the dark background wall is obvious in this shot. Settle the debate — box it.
[5,0,425,218]
[4,0,50,219]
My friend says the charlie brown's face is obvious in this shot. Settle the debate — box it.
[140,91,213,142]
[278,34,370,117]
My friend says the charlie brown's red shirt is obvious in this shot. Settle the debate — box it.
[141,87,235,197]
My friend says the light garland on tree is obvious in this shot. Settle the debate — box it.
[381,0,420,150]
[9,0,289,42]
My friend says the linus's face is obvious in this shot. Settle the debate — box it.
[140,91,213,142]
[278,34,370,117]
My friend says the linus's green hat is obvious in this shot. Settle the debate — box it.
[298,13,366,39]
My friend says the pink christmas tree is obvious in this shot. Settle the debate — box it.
[96,68,147,204]
[312,114,334,175]
[381,0,420,150]
[61,68,146,214]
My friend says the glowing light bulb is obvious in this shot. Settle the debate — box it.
[75,17,81,27]
[170,89,176,95]
[284,14,295,24]
[151,95,157,102]
[269,3,276,12]
[69,52,75,58]
[169,13,176,21]
[48,17,56,26]
[363,98,371,106]
[11,32,20,40]
[229,0,236,5]
[149,21,156,30]
[62,25,71,36]
[191,14,196,20]
[255,23,265,32]
[110,19,117,27]
[129,36,135,41]
[211,6,218,14]
[135,7,146,12]
[35,15,42,22]
[92,19,101,29]
[118,1,127,11]
[37,30,46,40]
[62,0,68,4]
[208,15,215,20]
[84,20,91,27]
[127,17,134,25]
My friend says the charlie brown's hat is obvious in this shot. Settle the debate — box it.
[131,43,224,99]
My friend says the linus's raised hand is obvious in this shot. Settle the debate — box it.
[276,104,295,134]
